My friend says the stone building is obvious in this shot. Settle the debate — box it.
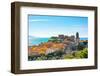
[58,35,65,40]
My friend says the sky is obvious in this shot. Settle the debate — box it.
[28,15,88,38]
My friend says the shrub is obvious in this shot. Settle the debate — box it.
[75,48,88,58]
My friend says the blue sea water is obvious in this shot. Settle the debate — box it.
[80,38,88,40]
[29,37,88,46]
[29,38,49,46]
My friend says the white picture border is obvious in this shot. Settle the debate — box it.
[20,6,95,70]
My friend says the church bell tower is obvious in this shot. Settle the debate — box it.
[76,32,79,45]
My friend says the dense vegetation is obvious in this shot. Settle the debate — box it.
[48,37,62,43]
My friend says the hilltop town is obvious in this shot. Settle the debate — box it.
[28,32,88,60]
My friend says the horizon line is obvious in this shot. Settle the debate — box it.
[28,35,88,38]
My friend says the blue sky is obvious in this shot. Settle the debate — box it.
[28,15,88,38]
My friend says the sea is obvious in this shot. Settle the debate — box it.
[80,38,88,40]
[29,37,88,46]
[29,38,49,46]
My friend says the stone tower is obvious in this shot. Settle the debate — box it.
[76,32,79,45]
